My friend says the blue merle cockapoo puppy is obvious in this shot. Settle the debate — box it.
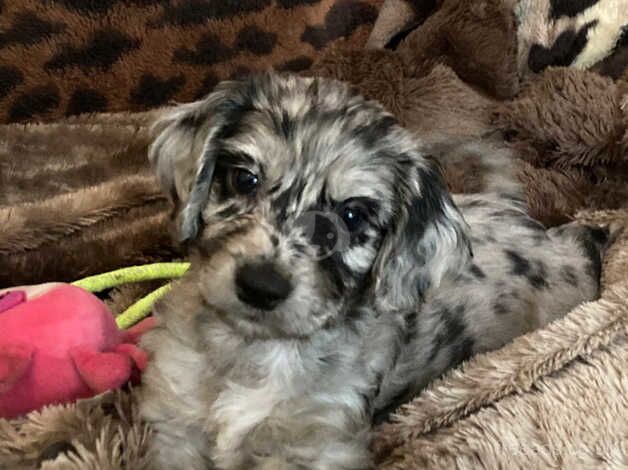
[139,73,609,469]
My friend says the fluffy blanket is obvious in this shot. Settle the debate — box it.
[1,0,628,468]
[1,210,626,469]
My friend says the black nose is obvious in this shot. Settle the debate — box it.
[235,262,293,310]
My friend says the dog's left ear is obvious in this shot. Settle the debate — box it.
[371,154,472,312]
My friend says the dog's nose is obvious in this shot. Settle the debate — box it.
[235,262,293,310]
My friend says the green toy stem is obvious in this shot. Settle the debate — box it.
[71,262,191,329]
[115,284,172,329]
[72,262,190,292]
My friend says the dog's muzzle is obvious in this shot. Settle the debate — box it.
[235,261,293,310]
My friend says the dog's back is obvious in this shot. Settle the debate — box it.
[371,142,610,420]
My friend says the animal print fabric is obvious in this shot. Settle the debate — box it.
[0,0,382,123]
[367,0,628,80]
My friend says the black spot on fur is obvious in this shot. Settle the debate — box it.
[278,0,321,7]
[588,225,609,246]
[428,305,467,362]
[352,116,397,148]
[9,85,60,121]
[578,226,607,279]
[560,265,579,286]
[271,190,291,225]
[270,109,296,140]
[0,66,23,100]
[350,230,371,247]
[504,249,531,276]
[549,0,598,19]
[505,250,548,289]
[154,0,271,26]
[235,26,277,55]
[66,88,108,115]
[214,100,256,142]
[529,261,549,290]
[279,110,296,139]
[174,33,234,65]
[449,336,475,369]
[179,112,203,129]
[194,73,220,99]
[0,12,65,48]
[302,0,378,49]
[38,441,76,464]
[580,240,601,274]
[318,251,353,298]
[277,56,314,72]
[528,21,597,73]
[273,179,307,224]
[129,74,186,107]
[469,264,486,279]
[398,162,470,294]
[409,165,461,244]
[45,29,140,71]
[403,311,418,344]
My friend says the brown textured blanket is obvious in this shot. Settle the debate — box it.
[1,0,628,468]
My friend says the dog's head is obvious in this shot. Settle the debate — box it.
[150,73,471,339]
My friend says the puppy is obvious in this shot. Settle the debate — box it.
[139,73,608,469]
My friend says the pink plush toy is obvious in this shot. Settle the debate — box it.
[0,284,155,418]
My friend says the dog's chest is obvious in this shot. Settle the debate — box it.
[206,343,305,467]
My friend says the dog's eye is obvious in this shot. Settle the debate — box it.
[340,205,367,232]
[229,168,259,195]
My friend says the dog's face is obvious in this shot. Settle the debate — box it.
[150,73,471,339]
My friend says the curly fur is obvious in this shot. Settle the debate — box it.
[139,73,609,469]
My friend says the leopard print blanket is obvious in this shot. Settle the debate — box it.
[0,0,382,123]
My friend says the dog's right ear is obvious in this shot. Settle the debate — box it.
[148,81,248,242]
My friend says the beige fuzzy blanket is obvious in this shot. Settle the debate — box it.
[1,209,626,468]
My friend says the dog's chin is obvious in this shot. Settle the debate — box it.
[217,309,280,339]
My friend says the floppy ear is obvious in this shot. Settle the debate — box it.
[148,81,246,242]
[371,154,472,312]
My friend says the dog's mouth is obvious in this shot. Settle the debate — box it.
[207,289,341,341]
